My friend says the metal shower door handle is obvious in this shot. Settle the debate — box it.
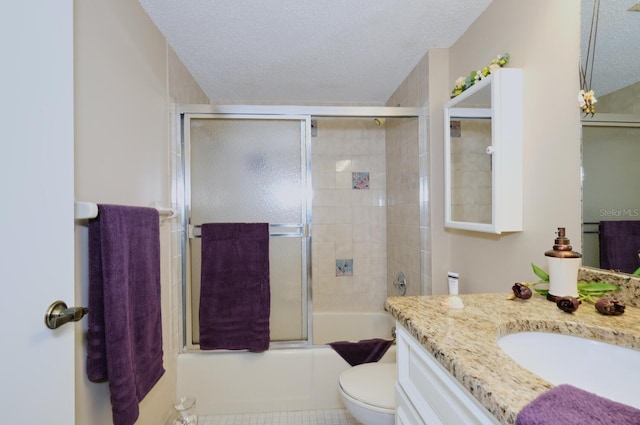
[45,300,89,329]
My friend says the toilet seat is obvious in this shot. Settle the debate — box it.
[338,362,396,413]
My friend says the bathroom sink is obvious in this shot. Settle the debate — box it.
[497,331,640,409]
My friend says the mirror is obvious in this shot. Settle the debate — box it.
[580,0,640,274]
[447,84,493,228]
[449,116,492,226]
[444,69,523,234]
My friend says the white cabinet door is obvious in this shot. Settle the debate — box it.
[396,384,426,425]
[444,69,523,234]
[395,324,500,425]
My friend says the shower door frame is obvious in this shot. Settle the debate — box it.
[177,104,421,350]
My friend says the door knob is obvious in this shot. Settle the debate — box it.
[45,300,89,329]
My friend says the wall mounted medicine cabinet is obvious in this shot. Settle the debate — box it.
[444,68,523,234]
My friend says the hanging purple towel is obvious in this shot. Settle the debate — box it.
[199,223,270,352]
[328,338,394,366]
[599,220,640,273]
[516,384,640,425]
[86,204,165,425]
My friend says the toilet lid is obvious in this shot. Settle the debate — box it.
[339,363,396,410]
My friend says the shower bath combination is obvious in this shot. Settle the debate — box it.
[176,104,421,416]
[177,311,396,414]
[178,105,419,350]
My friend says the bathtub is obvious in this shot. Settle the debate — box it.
[177,311,396,415]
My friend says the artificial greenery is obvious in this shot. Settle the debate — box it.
[450,53,510,98]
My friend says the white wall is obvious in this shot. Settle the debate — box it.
[432,0,582,293]
[73,1,207,424]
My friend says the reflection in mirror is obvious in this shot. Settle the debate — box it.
[580,1,640,275]
[450,117,492,224]
[582,119,640,272]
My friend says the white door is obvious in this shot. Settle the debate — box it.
[0,1,75,423]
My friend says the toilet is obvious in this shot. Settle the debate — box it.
[338,362,396,425]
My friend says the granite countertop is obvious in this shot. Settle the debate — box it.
[385,293,640,425]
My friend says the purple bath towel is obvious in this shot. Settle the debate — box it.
[516,384,640,425]
[199,223,270,352]
[328,338,394,366]
[86,204,165,425]
[599,220,640,273]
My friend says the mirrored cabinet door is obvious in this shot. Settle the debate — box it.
[444,68,523,234]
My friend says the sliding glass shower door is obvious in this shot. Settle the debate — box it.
[183,115,311,345]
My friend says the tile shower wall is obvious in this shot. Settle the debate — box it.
[385,53,430,297]
[312,119,388,311]
[384,118,421,296]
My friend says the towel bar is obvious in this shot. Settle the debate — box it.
[583,221,599,234]
[74,201,175,220]
[189,223,308,238]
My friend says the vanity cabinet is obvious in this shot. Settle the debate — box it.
[444,68,523,234]
[395,324,500,425]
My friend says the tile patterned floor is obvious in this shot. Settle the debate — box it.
[198,409,362,425]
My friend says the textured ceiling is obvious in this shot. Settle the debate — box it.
[582,0,640,96]
[138,1,639,104]
[137,0,493,103]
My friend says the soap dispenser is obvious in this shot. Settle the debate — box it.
[545,227,582,300]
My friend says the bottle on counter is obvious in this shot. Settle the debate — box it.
[545,227,582,301]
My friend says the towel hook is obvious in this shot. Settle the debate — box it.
[45,300,89,329]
